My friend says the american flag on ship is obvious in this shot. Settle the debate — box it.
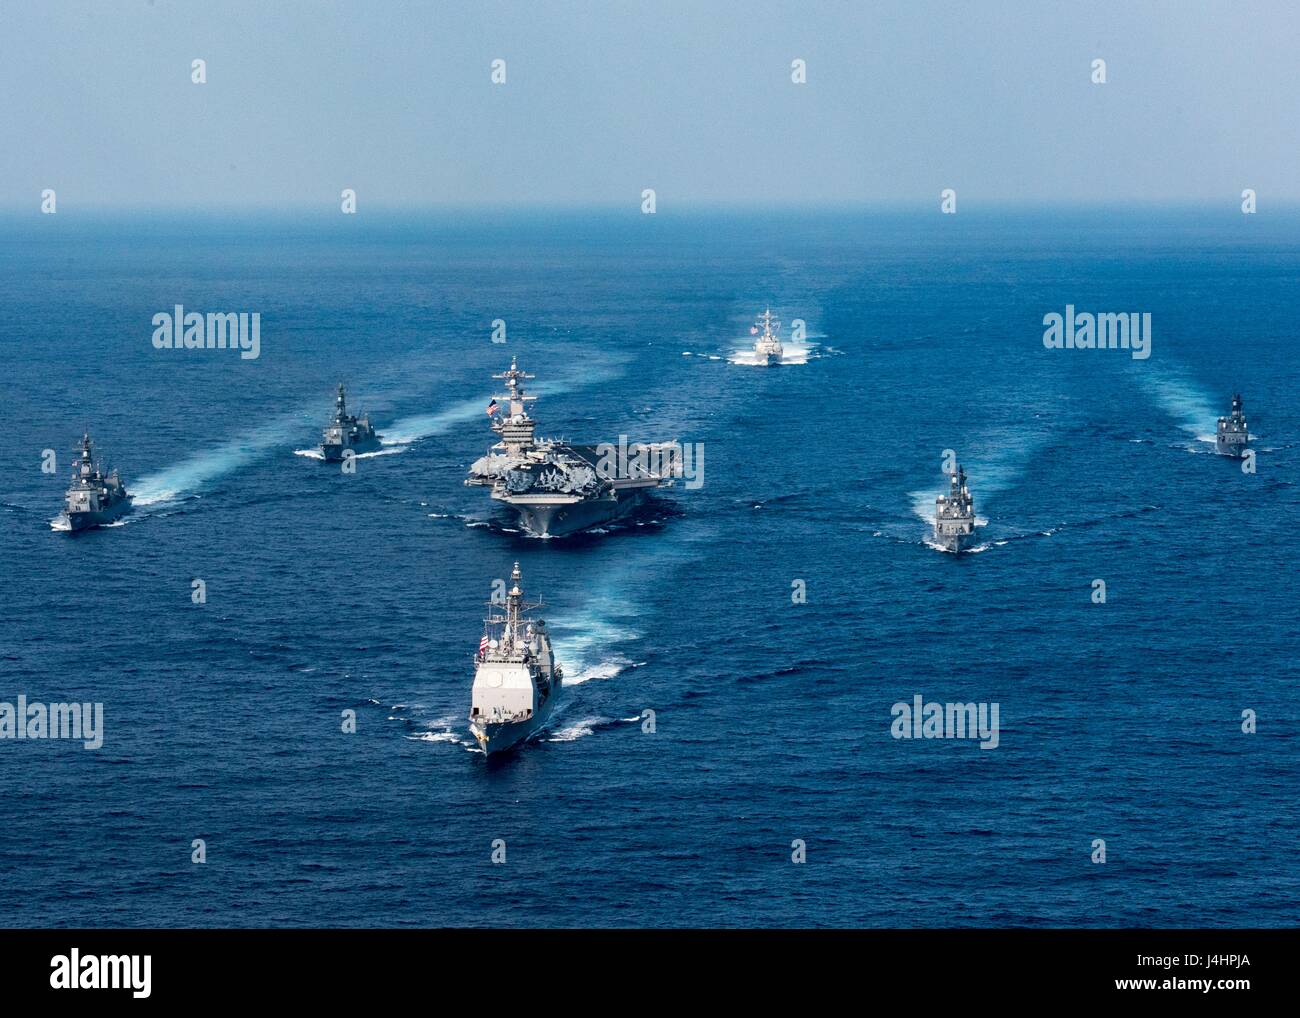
[478,633,489,658]
[485,399,499,416]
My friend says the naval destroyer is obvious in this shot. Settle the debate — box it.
[468,563,562,756]
[1215,393,1249,458]
[934,464,976,554]
[466,358,680,537]
[751,308,783,365]
[320,383,381,461]
[57,434,132,532]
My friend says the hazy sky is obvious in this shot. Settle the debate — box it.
[3,1,1298,208]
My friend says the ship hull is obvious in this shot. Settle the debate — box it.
[471,697,558,756]
[321,436,382,462]
[63,501,131,532]
[1215,437,1247,458]
[505,490,648,537]
[934,526,973,554]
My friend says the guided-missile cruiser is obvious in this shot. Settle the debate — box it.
[466,358,680,537]
[934,464,976,554]
[1215,393,1249,458]
[57,434,132,532]
[320,383,381,462]
[468,563,562,756]
[751,308,783,366]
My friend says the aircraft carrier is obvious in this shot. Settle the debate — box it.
[466,358,680,537]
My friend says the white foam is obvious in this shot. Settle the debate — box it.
[406,730,463,744]
[551,613,640,685]
[547,716,607,742]
[909,489,945,525]
[565,656,640,686]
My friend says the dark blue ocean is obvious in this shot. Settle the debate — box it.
[1,208,1297,927]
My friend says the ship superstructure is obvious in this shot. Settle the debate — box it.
[1215,393,1249,458]
[934,463,976,554]
[468,563,562,756]
[465,357,680,537]
[320,383,381,462]
[58,433,132,532]
[751,308,783,366]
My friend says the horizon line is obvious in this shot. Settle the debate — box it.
[1,198,1294,215]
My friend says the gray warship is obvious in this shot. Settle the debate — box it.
[468,563,563,756]
[57,433,132,532]
[466,358,680,537]
[1215,393,1249,458]
[320,383,381,461]
[751,308,783,365]
[934,464,976,554]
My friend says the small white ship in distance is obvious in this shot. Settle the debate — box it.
[750,308,784,366]
[468,563,563,756]
[934,463,976,554]
[1215,393,1249,458]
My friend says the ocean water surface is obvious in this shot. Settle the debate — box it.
[1,207,1296,927]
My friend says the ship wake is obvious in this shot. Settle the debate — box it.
[549,610,643,685]
[1135,368,1220,448]
[382,397,490,446]
[133,415,307,506]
